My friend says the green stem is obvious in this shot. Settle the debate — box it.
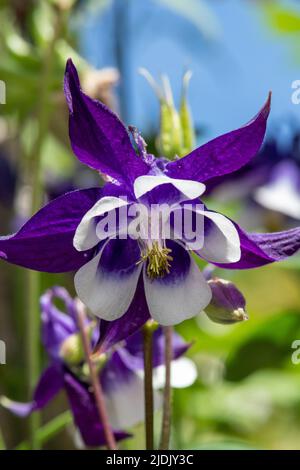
[0,425,6,450]
[25,10,65,450]
[159,325,173,450]
[143,323,154,450]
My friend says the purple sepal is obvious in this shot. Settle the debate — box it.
[40,287,77,359]
[166,94,271,183]
[1,364,64,417]
[101,350,136,392]
[64,372,130,446]
[0,400,34,418]
[216,225,300,269]
[0,183,130,273]
[0,188,103,273]
[64,59,149,187]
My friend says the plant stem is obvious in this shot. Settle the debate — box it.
[76,301,117,450]
[159,325,173,450]
[25,10,65,450]
[0,425,6,450]
[143,323,154,450]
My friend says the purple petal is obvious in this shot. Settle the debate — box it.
[1,364,64,417]
[0,188,103,273]
[165,94,271,183]
[64,372,129,446]
[0,399,34,418]
[33,364,64,409]
[95,277,150,353]
[101,350,136,392]
[40,287,77,359]
[215,225,300,269]
[64,59,149,186]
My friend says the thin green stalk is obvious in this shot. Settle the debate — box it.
[0,425,6,450]
[159,325,173,450]
[143,323,154,450]
[25,10,65,450]
[15,411,72,450]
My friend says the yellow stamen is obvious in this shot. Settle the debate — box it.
[137,241,173,280]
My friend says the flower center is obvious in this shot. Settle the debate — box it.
[138,241,173,280]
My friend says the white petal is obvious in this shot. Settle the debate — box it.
[152,357,198,389]
[104,374,162,429]
[255,180,300,220]
[143,254,212,326]
[73,196,129,251]
[196,210,241,263]
[74,249,142,321]
[134,175,206,201]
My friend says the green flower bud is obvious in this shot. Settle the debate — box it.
[159,75,183,159]
[59,333,84,365]
[179,71,195,156]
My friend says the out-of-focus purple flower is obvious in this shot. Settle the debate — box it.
[0,60,300,327]
[1,287,194,446]
[206,131,300,221]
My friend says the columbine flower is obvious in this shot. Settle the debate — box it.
[0,59,300,326]
[0,287,195,446]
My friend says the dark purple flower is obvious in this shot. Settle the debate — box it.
[0,60,299,326]
[1,287,193,445]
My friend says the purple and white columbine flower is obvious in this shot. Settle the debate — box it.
[0,60,300,326]
[0,287,195,446]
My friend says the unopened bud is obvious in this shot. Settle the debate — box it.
[179,71,195,156]
[59,333,84,365]
[204,278,248,325]
[139,69,184,160]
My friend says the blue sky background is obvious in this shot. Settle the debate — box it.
[79,0,300,144]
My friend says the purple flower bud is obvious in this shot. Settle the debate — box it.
[204,278,248,325]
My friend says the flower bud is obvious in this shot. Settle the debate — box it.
[179,71,195,157]
[204,278,248,325]
[159,75,183,159]
[59,333,84,365]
